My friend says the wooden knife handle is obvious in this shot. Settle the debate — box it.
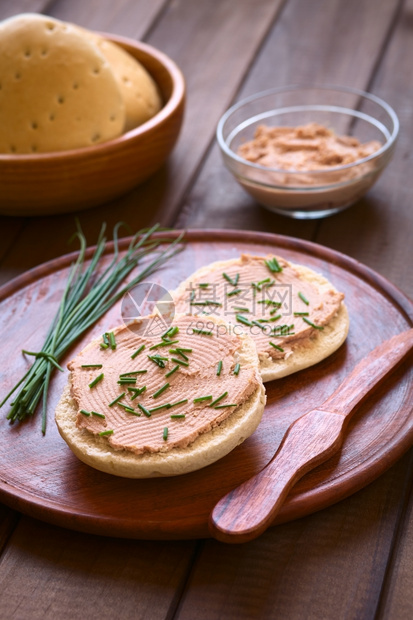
[209,409,345,544]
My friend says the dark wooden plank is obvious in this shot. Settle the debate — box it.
[315,0,412,296]
[176,454,411,620]
[0,516,196,620]
[0,0,284,281]
[176,0,400,238]
[49,0,167,38]
[377,455,413,619]
[0,0,49,19]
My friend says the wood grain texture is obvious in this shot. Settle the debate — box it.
[49,0,168,39]
[0,516,196,620]
[0,231,412,540]
[176,452,412,620]
[176,0,400,236]
[210,330,413,543]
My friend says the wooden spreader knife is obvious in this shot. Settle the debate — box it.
[209,328,413,544]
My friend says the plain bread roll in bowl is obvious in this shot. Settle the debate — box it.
[55,316,266,478]
[0,13,125,153]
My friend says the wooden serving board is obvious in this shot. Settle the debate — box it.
[0,230,412,540]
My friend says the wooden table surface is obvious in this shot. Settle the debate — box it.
[0,1,412,618]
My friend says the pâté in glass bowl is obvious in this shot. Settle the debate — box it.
[217,85,399,219]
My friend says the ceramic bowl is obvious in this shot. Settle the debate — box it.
[0,34,185,216]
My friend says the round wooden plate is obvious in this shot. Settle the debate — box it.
[0,230,412,540]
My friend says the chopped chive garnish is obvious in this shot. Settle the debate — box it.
[193,395,212,403]
[117,378,137,385]
[119,370,147,377]
[294,312,309,316]
[302,317,324,330]
[264,279,275,288]
[109,392,126,407]
[265,257,282,273]
[257,278,271,285]
[236,314,253,327]
[270,308,280,315]
[270,314,282,322]
[127,386,146,400]
[209,392,228,407]
[251,320,266,330]
[163,427,168,441]
[99,430,113,436]
[227,289,242,297]
[138,403,151,417]
[223,272,237,286]
[88,373,104,388]
[153,383,170,398]
[131,344,145,359]
[169,348,188,361]
[149,339,179,350]
[170,414,186,419]
[117,401,137,412]
[91,410,105,419]
[169,399,188,408]
[171,357,189,367]
[176,347,192,353]
[199,283,209,288]
[298,292,310,305]
[233,363,240,375]
[258,319,269,323]
[148,355,168,368]
[233,307,249,313]
[149,404,172,413]
[216,360,223,376]
[100,333,109,349]
[165,365,180,378]
[80,409,91,416]
[162,326,179,339]
[214,404,238,409]
[108,332,116,350]
[269,342,284,352]
[191,329,213,336]
[81,364,103,368]
[251,282,261,293]
[258,300,282,307]
[191,300,222,306]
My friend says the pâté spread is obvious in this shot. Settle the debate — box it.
[68,315,260,454]
[173,254,344,361]
[238,122,381,180]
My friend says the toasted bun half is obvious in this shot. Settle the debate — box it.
[55,322,266,478]
[173,257,349,382]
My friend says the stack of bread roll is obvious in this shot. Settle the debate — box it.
[0,13,162,154]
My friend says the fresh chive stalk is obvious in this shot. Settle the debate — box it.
[298,292,310,305]
[163,427,169,441]
[165,365,180,378]
[193,395,212,403]
[302,317,324,330]
[88,373,104,388]
[99,430,113,436]
[171,357,189,367]
[265,257,283,273]
[170,414,185,419]
[91,410,105,419]
[233,363,240,375]
[0,221,184,433]
[152,383,170,398]
[216,360,222,376]
[269,342,284,352]
[108,393,126,407]
[131,344,145,359]
[209,392,228,407]
[81,364,103,368]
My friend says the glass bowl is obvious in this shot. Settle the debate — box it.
[217,85,399,219]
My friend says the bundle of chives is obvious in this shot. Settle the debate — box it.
[0,221,184,433]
